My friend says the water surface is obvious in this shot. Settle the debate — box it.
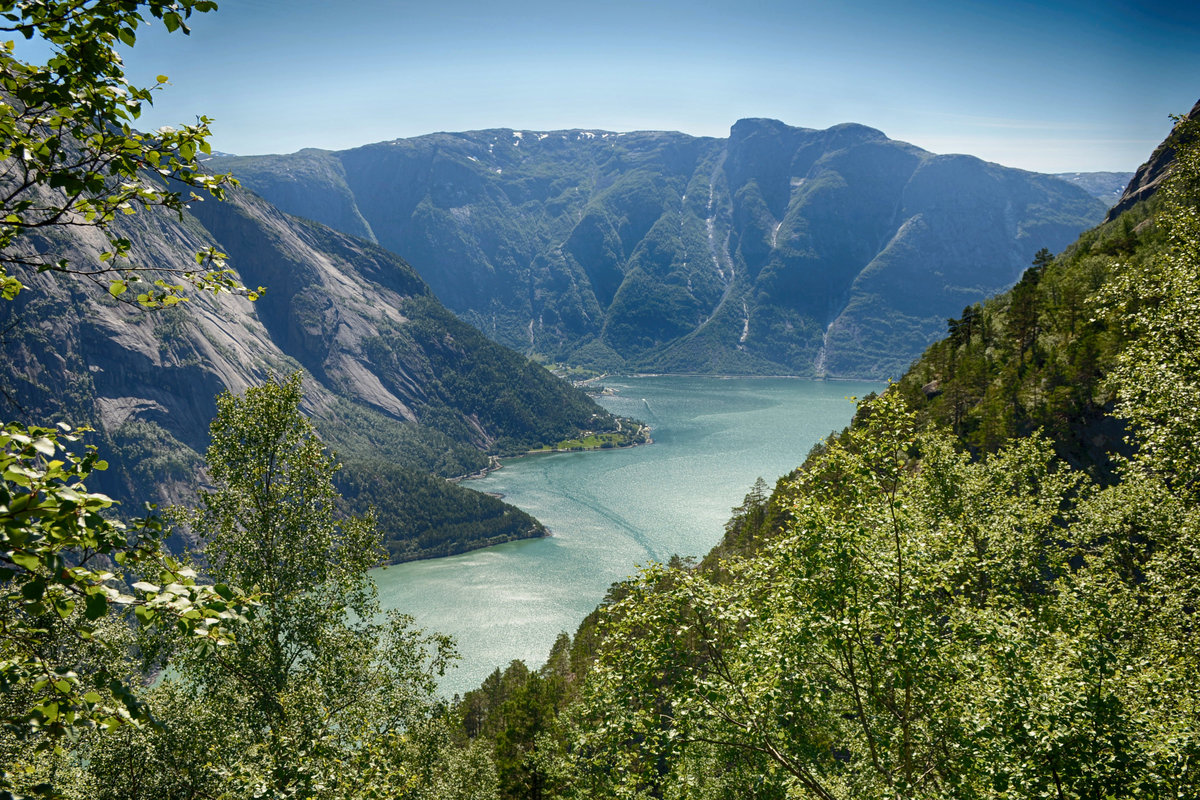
[373,376,882,695]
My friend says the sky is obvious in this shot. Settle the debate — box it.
[32,0,1200,172]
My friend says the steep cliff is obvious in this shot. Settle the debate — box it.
[1,185,616,560]
[1105,99,1200,222]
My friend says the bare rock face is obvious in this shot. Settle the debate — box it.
[1,183,606,559]
[1105,99,1200,222]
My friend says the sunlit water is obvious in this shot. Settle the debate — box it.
[372,376,883,696]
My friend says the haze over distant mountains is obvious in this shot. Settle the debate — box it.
[1054,172,1134,208]
[216,119,1108,378]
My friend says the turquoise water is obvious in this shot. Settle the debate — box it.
[372,376,882,695]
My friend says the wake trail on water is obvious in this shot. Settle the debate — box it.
[551,476,658,562]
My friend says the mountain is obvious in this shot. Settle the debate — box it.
[1105,99,1200,222]
[0,183,623,561]
[215,119,1107,378]
[1053,171,1133,207]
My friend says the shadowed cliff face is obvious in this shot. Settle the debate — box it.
[0,184,611,559]
[1105,99,1200,223]
[217,119,1106,378]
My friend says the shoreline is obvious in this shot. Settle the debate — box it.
[448,455,502,483]
[623,372,886,382]
[451,428,653,484]
[573,371,888,386]
[448,373,878,485]
[520,434,653,457]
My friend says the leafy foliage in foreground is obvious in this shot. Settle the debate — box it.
[0,3,261,794]
[0,0,252,306]
[0,423,249,761]
[568,393,1197,798]
[62,376,478,800]
[447,118,1200,799]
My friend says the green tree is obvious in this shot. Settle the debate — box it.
[566,387,1196,799]
[0,421,252,797]
[1031,246,1055,271]
[716,476,772,558]
[119,374,459,799]
[1008,255,1044,367]
[1106,116,1200,495]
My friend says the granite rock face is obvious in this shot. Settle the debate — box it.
[1,184,608,559]
[218,119,1107,378]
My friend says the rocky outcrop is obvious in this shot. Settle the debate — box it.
[1105,99,1200,222]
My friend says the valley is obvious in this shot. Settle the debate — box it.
[0,182,623,563]
[376,375,884,695]
[2,2,1196,795]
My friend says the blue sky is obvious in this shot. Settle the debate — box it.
[50,0,1200,171]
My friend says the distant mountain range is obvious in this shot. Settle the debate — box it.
[215,119,1109,378]
[1054,172,1134,208]
[1,183,618,561]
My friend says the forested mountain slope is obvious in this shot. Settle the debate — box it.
[215,120,1106,378]
[441,110,1200,800]
[1,183,619,561]
[890,100,1200,481]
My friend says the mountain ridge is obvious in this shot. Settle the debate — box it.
[1105,99,1200,222]
[216,118,1107,378]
